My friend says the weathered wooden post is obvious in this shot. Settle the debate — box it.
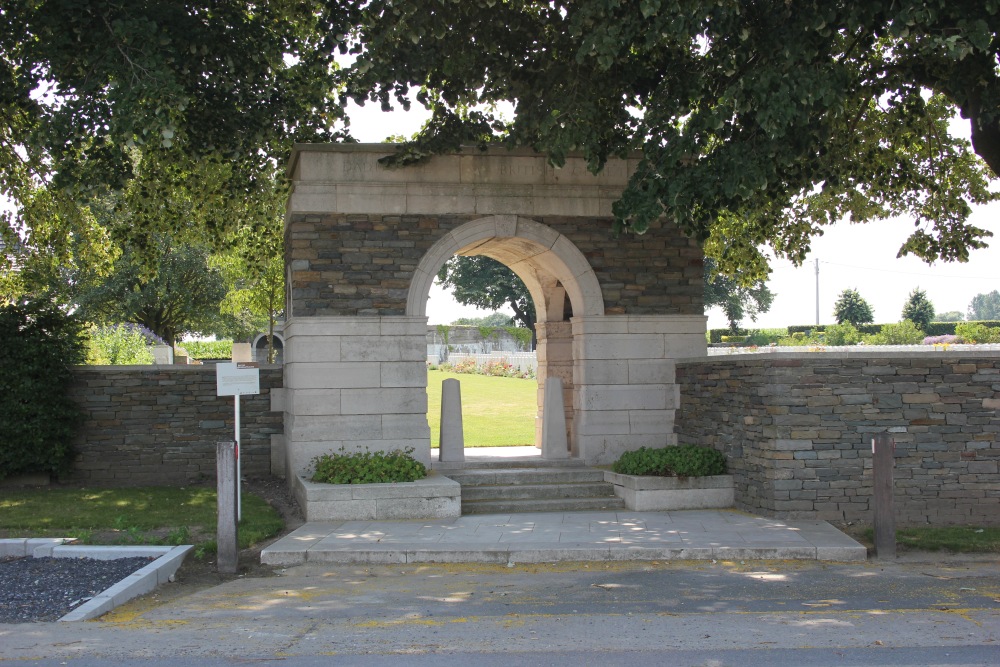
[216,440,239,574]
[872,433,896,559]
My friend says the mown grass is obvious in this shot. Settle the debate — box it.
[0,486,283,555]
[858,525,1000,553]
[426,369,537,447]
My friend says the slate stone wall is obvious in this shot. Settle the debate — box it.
[286,214,703,318]
[675,353,1000,526]
[66,366,283,486]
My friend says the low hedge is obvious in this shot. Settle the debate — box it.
[311,447,427,484]
[612,445,727,478]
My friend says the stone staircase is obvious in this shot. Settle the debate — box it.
[438,458,626,514]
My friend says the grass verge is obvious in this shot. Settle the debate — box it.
[0,486,283,556]
[857,525,1000,553]
[426,369,537,447]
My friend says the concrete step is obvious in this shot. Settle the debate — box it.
[461,496,626,514]
[446,468,606,486]
[433,457,588,471]
[462,482,619,502]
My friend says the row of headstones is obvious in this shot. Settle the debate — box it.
[437,377,569,462]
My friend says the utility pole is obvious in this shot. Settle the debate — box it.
[815,258,820,326]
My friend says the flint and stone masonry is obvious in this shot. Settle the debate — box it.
[676,351,1000,527]
[283,144,707,477]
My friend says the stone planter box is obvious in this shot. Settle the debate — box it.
[604,471,734,511]
[294,472,461,521]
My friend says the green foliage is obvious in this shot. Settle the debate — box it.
[311,448,427,485]
[73,238,227,345]
[867,320,927,345]
[503,326,534,351]
[354,1,1000,278]
[178,340,233,360]
[901,288,935,330]
[437,256,537,332]
[833,289,875,326]
[86,324,155,365]
[0,300,86,479]
[822,322,863,346]
[708,328,787,345]
[936,311,965,323]
[703,257,775,332]
[612,445,727,478]
[968,290,1000,321]
[955,322,1000,344]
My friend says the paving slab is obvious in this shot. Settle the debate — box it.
[261,509,866,565]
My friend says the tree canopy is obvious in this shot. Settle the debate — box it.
[901,287,935,330]
[834,288,875,326]
[2,1,999,284]
[437,256,537,333]
[968,290,1000,320]
[349,0,1000,278]
[703,257,775,332]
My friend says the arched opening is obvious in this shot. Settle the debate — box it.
[409,215,604,459]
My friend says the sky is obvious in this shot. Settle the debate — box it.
[345,101,1000,330]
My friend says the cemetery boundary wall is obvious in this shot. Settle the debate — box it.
[675,351,1000,526]
[66,365,284,486]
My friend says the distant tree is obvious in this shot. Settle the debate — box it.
[73,239,226,345]
[902,288,935,330]
[936,311,965,322]
[437,256,536,334]
[968,290,1000,321]
[833,289,875,326]
[703,258,775,332]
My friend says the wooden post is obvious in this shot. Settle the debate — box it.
[872,433,896,559]
[216,440,239,574]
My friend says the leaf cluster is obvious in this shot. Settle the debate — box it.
[0,300,86,479]
[612,445,727,478]
[311,447,427,485]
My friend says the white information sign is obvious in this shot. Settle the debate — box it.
[216,362,261,396]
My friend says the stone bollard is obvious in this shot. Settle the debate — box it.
[541,377,569,459]
[439,378,465,462]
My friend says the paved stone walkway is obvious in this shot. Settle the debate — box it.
[262,509,866,565]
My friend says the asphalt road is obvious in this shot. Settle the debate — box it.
[1,555,997,666]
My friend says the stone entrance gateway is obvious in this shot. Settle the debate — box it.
[283,144,707,480]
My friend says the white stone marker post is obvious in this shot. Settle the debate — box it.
[541,377,569,459]
[216,440,239,574]
[439,378,465,462]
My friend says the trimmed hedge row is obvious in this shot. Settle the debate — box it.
[710,321,1000,343]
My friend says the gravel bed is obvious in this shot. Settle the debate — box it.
[0,556,154,623]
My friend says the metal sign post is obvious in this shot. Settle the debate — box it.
[216,362,260,521]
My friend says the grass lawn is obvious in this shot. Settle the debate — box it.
[0,486,283,555]
[857,525,1000,553]
[427,369,537,447]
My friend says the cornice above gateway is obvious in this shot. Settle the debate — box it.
[287,144,641,217]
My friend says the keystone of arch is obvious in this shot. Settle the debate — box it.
[405,215,605,321]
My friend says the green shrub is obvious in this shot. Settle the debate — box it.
[178,340,233,359]
[86,324,155,364]
[955,322,1000,344]
[866,320,926,345]
[311,447,427,484]
[0,300,86,479]
[822,322,862,346]
[612,445,727,478]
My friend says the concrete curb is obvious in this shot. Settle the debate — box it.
[0,540,193,622]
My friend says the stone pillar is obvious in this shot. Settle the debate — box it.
[439,378,465,462]
[572,314,707,465]
[283,315,431,481]
[535,321,574,452]
[541,377,569,459]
